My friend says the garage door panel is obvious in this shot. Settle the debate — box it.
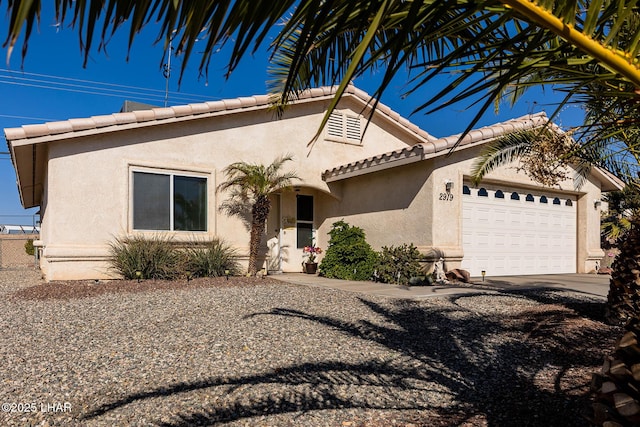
[538,213,549,227]
[462,185,576,277]
[538,237,550,249]
[494,210,507,225]
[492,233,507,249]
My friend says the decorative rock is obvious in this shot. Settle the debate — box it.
[445,269,471,283]
[0,268,617,426]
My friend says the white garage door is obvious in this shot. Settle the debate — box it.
[461,185,576,277]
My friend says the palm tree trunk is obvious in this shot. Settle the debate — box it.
[247,195,271,276]
[607,219,640,324]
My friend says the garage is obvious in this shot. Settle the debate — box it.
[461,184,577,277]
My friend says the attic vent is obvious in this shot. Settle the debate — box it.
[346,115,361,140]
[327,112,344,138]
[325,111,362,144]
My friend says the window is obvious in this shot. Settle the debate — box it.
[526,194,535,202]
[565,199,573,207]
[553,197,561,205]
[495,190,504,199]
[326,111,362,143]
[297,195,314,248]
[133,171,207,231]
[540,196,548,204]
[478,188,488,197]
[511,192,520,200]
[463,185,471,195]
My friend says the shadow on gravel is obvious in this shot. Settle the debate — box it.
[82,290,617,427]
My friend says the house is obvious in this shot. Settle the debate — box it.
[5,85,622,281]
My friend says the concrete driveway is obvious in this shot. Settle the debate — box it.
[273,273,612,299]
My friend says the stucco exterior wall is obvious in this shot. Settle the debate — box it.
[312,143,605,275]
[317,161,432,252]
[36,99,418,280]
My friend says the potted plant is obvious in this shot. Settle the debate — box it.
[302,245,322,274]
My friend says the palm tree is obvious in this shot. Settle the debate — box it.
[217,155,300,276]
[4,2,640,133]
[601,186,640,246]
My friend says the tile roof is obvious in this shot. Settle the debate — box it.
[322,112,549,182]
[4,85,436,145]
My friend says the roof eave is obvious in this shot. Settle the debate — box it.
[592,167,625,192]
[323,113,550,182]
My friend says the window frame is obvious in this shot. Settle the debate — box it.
[130,167,209,232]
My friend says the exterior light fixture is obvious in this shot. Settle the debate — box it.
[481,270,486,281]
[135,270,142,283]
[594,200,602,209]
[225,269,230,280]
[445,179,454,192]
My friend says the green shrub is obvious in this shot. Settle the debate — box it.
[24,239,35,256]
[108,234,182,280]
[375,243,425,285]
[319,220,377,281]
[184,238,241,277]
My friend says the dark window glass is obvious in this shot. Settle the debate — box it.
[478,188,488,197]
[526,194,534,202]
[133,171,207,231]
[540,196,548,203]
[553,197,561,205]
[133,172,170,230]
[174,176,207,231]
[511,192,520,200]
[565,199,573,207]
[495,190,504,198]
[297,195,314,221]
[463,185,471,195]
[297,195,314,248]
[297,223,313,248]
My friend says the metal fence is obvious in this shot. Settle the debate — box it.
[0,234,38,269]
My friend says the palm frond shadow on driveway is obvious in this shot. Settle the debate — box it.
[83,290,616,426]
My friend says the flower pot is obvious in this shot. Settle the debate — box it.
[303,262,318,274]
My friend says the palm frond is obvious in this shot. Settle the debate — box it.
[470,130,536,186]
[4,0,640,167]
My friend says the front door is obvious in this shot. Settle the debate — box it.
[279,191,315,272]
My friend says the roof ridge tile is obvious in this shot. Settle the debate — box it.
[5,84,433,143]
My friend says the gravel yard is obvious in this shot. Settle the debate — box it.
[0,268,619,426]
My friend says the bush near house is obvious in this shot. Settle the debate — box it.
[319,220,377,281]
[109,235,183,280]
[184,238,241,278]
[108,235,241,280]
[24,239,35,256]
[375,243,425,285]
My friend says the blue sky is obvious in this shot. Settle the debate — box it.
[0,6,586,225]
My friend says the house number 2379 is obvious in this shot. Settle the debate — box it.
[439,192,454,201]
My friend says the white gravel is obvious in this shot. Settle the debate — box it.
[0,268,618,426]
